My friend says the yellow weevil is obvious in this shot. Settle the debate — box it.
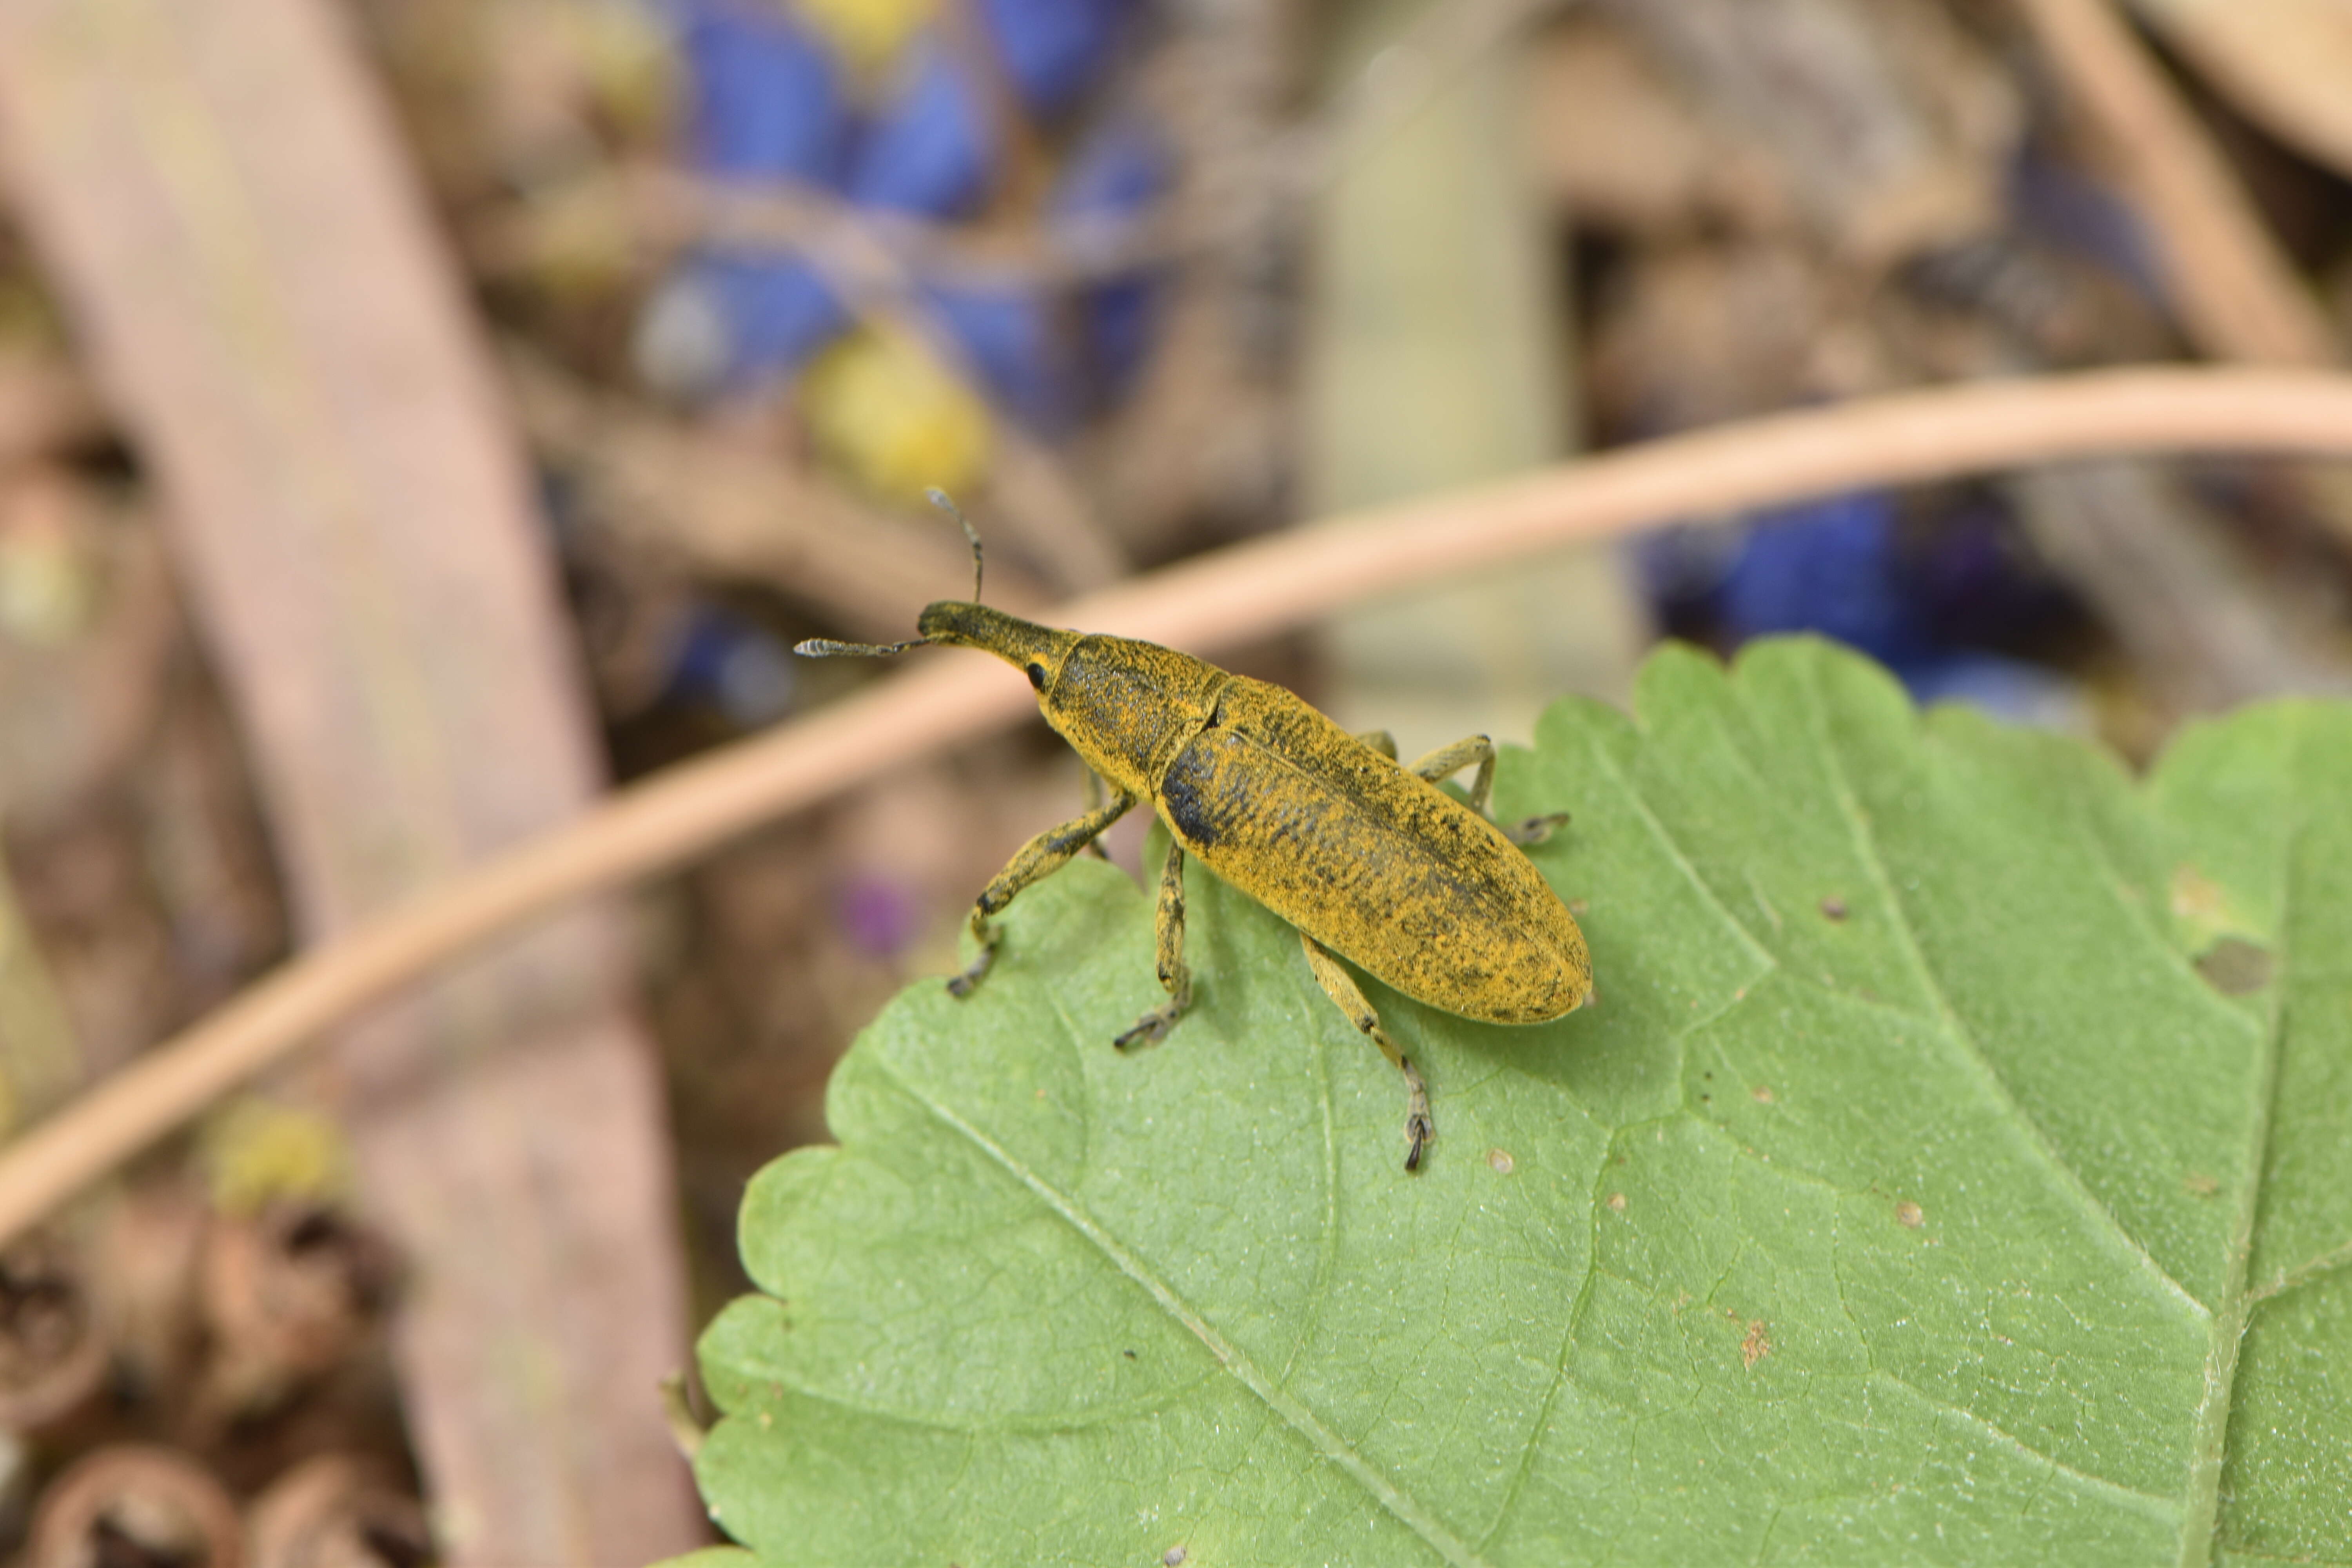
[799,499,1592,1170]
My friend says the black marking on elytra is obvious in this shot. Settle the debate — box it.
[1160,757,1220,849]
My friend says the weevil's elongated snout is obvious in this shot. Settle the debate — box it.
[916,603,1080,686]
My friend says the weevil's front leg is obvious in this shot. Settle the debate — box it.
[1080,767,1112,860]
[1113,839,1191,1050]
[1298,933,1434,1172]
[1407,733,1568,847]
[949,789,1137,997]
[1353,728,1399,760]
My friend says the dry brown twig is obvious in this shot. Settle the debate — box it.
[2013,0,2337,367]
[5,366,2352,1245]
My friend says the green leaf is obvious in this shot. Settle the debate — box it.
[693,638,2352,1566]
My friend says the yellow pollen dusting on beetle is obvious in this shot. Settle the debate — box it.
[798,495,1593,1171]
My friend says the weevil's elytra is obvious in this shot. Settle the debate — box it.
[797,497,1592,1171]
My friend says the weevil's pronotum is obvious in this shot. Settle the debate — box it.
[798,496,1592,1170]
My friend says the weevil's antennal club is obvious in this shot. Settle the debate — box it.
[793,633,928,657]
[793,490,989,660]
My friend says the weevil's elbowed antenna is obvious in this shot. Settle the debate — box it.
[928,487,985,605]
[793,488,987,659]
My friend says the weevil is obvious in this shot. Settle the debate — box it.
[798,497,1592,1170]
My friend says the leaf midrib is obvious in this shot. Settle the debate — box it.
[2175,716,2305,1568]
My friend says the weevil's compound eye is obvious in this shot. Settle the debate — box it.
[1025,662,1047,690]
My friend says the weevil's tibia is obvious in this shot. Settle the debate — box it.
[1408,736,1571,848]
[1114,841,1192,1050]
[949,788,1138,997]
[1407,734,1497,817]
[1298,932,1435,1171]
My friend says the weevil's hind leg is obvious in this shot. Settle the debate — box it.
[1298,933,1433,1172]
[1353,728,1398,760]
[1407,733,1568,846]
[949,789,1137,997]
[1114,840,1191,1049]
[1080,768,1112,860]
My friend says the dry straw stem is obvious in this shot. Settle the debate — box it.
[5,366,2352,1245]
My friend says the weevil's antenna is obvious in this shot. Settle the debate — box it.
[793,635,927,658]
[793,490,989,659]
[926,487,984,605]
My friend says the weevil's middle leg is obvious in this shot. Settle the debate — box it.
[1353,728,1399,760]
[949,789,1137,997]
[1408,733,1569,846]
[1298,932,1434,1172]
[1113,839,1191,1050]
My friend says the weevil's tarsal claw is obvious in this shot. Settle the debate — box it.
[946,951,991,997]
[1112,1005,1178,1051]
[1114,969,1191,1051]
[795,636,928,659]
[1401,1056,1434,1172]
[948,923,1000,997]
[1506,811,1571,847]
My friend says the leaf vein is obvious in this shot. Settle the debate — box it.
[1276,972,1343,1387]
[1799,660,2206,1322]
[1582,727,1781,979]
[869,1053,1490,1567]
[1474,1137,1616,1552]
[759,1358,1220,1436]
[2247,1236,2352,1308]
[1866,1370,2178,1519]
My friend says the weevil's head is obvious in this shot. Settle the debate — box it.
[917,602,1082,695]
[790,492,1084,695]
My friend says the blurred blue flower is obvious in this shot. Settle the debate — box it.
[674,0,847,181]
[1717,491,1923,667]
[1053,117,1169,401]
[976,0,1129,116]
[644,0,1161,416]
[921,281,1070,430]
[664,605,799,727]
[849,42,997,216]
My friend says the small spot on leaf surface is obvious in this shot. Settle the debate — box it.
[2194,937,2274,996]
